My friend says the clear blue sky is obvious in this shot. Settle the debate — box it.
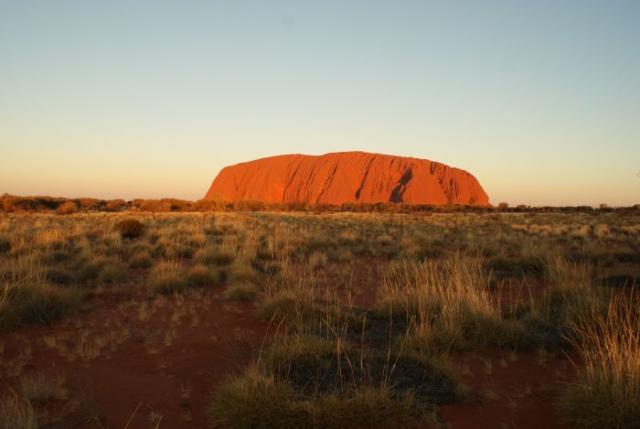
[1,1,638,206]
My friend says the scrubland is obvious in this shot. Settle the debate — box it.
[0,209,638,428]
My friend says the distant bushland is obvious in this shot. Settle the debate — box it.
[1,194,637,214]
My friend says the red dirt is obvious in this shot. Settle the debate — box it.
[440,350,575,429]
[0,289,269,428]
[205,152,490,206]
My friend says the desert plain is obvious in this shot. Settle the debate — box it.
[1,204,639,428]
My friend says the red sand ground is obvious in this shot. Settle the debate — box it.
[0,290,269,428]
[205,152,490,206]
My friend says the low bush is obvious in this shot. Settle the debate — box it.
[116,219,145,240]
[55,201,78,215]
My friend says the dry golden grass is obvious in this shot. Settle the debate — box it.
[561,295,640,428]
[0,209,637,428]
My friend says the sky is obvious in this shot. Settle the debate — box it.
[1,1,638,206]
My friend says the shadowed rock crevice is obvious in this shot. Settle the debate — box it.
[390,168,413,203]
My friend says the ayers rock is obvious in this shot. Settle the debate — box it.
[204,151,489,206]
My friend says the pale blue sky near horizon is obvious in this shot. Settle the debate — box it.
[1,1,638,206]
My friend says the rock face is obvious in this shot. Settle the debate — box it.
[204,152,489,206]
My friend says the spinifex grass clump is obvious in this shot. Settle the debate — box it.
[147,261,188,295]
[211,333,462,429]
[378,255,529,351]
[211,368,419,429]
[0,284,81,331]
[263,335,462,406]
[523,256,604,348]
[560,296,640,428]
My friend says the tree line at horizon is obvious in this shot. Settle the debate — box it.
[1,193,637,214]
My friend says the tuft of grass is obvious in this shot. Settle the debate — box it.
[210,367,306,429]
[224,282,259,302]
[308,251,328,270]
[129,252,153,269]
[210,367,422,429]
[187,264,219,287]
[259,288,320,329]
[524,256,603,348]
[147,262,188,295]
[560,296,640,428]
[20,373,68,404]
[312,387,419,429]
[77,256,111,285]
[202,248,234,266]
[0,391,37,429]
[378,255,529,351]
[98,262,127,285]
[0,284,81,331]
[229,260,259,284]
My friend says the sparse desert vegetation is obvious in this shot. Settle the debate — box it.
[0,208,638,428]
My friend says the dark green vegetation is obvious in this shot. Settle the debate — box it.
[0,209,639,428]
